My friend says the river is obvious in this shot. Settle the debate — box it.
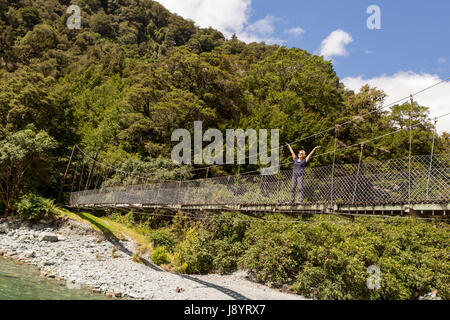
[0,257,111,300]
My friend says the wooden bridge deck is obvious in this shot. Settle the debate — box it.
[71,201,449,218]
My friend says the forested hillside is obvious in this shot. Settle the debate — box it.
[0,0,447,209]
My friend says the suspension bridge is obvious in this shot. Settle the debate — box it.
[66,153,449,218]
[61,84,450,219]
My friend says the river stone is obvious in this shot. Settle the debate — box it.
[24,250,35,258]
[32,223,44,231]
[18,235,33,243]
[39,232,59,242]
[0,224,8,234]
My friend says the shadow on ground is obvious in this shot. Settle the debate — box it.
[72,211,248,300]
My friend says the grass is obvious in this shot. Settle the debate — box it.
[57,208,153,256]
[131,253,145,264]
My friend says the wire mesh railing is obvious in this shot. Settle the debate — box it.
[69,154,450,207]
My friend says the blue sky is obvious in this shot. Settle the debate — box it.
[250,0,449,79]
[157,0,450,132]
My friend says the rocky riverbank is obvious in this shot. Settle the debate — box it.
[0,216,304,300]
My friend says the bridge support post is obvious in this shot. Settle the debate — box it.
[84,152,99,191]
[408,94,414,205]
[330,125,339,207]
[426,117,438,200]
[57,145,76,203]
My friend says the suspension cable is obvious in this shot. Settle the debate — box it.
[352,143,364,204]
[70,154,81,193]
[77,160,86,192]
[426,117,438,200]
[330,125,339,205]
[408,95,414,206]
[237,118,433,177]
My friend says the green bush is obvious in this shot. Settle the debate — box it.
[174,227,214,274]
[15,194,55,220]
[195,212,251,273]
[149,228,175,250]
[238,218,306,287]
[233,215,449,300]
[171,213,251,274]
[288,217,450,300]
[211,238,246,274]
[109,211,137,228]
[152,247,170,265]
[206,212,251,242]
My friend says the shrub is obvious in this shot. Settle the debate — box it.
[206,212,251,242]
[233,215,449,300]
[289,217,450,300]
[109,211,137,228]
[15,193,55,220]
[181,212,250,274]
[152,247,170,265]
[211,238,246,274]
[149,228,175,250]
[174,227,214,274]
[238,218,306,287]
[172,211,197,240]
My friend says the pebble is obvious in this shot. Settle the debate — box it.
[0,218,304,301]
[39,233,59,242]
[0,225,7,234]
[24,250,35,258]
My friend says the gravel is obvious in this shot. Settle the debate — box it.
[0,217,305,300]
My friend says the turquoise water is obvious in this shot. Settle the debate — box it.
[0,257,111,300]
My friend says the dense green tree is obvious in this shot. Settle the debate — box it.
[385,102,440,158]
[16,23,58,61]
[0,127,57,211]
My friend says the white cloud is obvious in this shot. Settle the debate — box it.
[156,0,251,35]
[342,71,450,134]
[237,15,285,44]
[438,57,447,64]
[155,0,286,44]
[285,27,305,37]
[245,15,276,35]
[319,29,353,60]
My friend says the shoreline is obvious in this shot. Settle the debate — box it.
[0,216,305,300]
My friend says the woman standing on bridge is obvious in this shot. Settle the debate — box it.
[286,143,320,204]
